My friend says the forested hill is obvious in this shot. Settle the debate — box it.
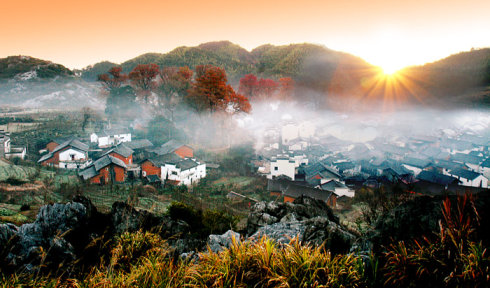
[0,56,73,79]
[80,41,373,83]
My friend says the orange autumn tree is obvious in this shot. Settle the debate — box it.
[187,65,251,115]
[129,64,159,103]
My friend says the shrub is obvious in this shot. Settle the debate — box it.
[20,204,30,211]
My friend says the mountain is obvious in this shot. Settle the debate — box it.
[0,56,73,79]
[1,43,489,109]
[0,56,102,109]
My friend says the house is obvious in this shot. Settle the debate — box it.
[90,127,132,148]
[99,144,134,165]
[433,159,466,175]
[140,153,183,178]
[141,153,206,186]
[0,132,10,158]
[382,165,413,183]
[416,171,459,187]
[79,155,127,184]
[482,158,490,180]
[450,153,484,172]
[283,183,337,207]
[125,139,154,151]
[143,174,162,186]
[317,179,355,197]
[303,161,342,185]
[44,137,69,152]
[446,168,488,188]
[332,161,360,176]
[38,139,90,169]
[440,138,476,154]
[0,131,27,160]
[150,139,193,158]
[269,155,296,180]
[401,157,433,176]
[162,158,206,186]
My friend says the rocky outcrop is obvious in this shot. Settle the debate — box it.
[247,195,339,236]
[207,230,241,253]
[5,201,90,272]
[247,196,354,253]
[372,193,490,250]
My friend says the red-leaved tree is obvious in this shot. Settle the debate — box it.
[129,64,159,103]
[187,65,251,115]
[238,74,259,98]
[97,67,128,90]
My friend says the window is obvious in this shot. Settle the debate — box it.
[172,171,178,175]
[274,167,278,171]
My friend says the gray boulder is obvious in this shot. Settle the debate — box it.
[207,230,241,253]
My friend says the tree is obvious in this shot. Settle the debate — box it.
[97,67,127,90]
[156,66,193,121]
[238,74,258,98]
[187,65,234,113]
[129,64,159,103]
[257,78,279,99]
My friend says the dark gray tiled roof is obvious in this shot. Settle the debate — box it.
[142,153,183,166]
[450,168,483,181]
[79,155,127,180]
[417,171,458,185]
[284,183,334,202]
[125,139,153,149]
[150,139,187,155]
[93,155,127,171]
[101,144,134,158]
[402,157,433,168]
[176,158,199,170]
[451,153,484,165]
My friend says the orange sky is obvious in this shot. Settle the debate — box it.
[1,0,489,70]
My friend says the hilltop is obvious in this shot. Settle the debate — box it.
[0,56,73,79]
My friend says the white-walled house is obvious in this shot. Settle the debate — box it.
[317,179,355,198]
[161,158,206,186]
[269,155,296,180]
[401,157,432,177]
[0,132,11,158]
[446,168,488,188]
[38,139,90,169]
[482,158,490,181]
[91,128,132,148]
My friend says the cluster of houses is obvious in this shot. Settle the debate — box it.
[38,127,206,186]
[0,130,27,160]
[257,121,490,207]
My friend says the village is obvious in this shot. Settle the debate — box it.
[1,110,488,218]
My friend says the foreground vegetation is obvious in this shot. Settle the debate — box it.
[1,194,488,287]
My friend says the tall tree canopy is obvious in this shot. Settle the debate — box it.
[187,65,251,114]
[129,64,159,103]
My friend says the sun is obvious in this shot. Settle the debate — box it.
[381,65,400,76]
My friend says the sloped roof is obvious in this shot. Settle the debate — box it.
[176,158,200,170]
[450,168,483,181]
[38,138,88,163]
[100,143,134,158]
[125,139,153,149]
[142,153,183,166]
[451,153,484,165]
[150,139,188,155]
[434,159,466,171]
[304,162,341,179]
[79,155,127,180]
[417,171,458,185]
[79,166,97,180]
[145,174,161,183]
[319,180,348,191]
[52,138,89,153]
[284,183,334,202]
[93,155,127,171]
[402,157,433,168]
[482,158,490,169]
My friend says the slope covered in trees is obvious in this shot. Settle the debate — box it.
[0,56,73,79]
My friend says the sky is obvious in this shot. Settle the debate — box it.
[1,0,489,71]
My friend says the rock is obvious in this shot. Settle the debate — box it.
[249,221,306,244]
[247,196,338,235]
[0,223,18,249]
[207,230,241,253]
[303,217,355,254]
[110,201,162,234]
[6,201,90,272]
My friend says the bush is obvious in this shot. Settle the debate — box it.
[2,177,27,186]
